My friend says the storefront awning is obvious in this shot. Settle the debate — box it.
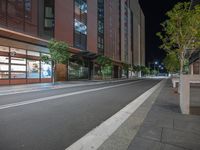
[72,51,98,60]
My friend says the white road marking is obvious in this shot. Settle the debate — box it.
[65,80,165,150]
[0,80,142,110]
[0,79,139,96]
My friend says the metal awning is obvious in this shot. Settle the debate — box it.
[72,51,98,60]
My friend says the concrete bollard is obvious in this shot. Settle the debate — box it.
[180,75,200,114]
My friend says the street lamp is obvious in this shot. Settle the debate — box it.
[154,61,158,76]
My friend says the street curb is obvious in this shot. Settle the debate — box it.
[98,79,166,150]
[65,79,166,150]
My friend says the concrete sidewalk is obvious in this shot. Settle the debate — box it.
[128,80,200,150]
[97,79,200,150]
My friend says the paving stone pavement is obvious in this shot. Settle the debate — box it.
[128,80,200,150]
[97,80,165,150]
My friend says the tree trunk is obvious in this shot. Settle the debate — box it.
[180,59,184,74]
[180,52,184,74]
[127,70,129,78]
[179,52,185,94]
[52,61,56,85]
[102,67,105,80]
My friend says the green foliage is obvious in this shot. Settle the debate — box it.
[96,55,113,79]
[47,39,70,64]
[121,63,131,78]
[41,55,50,64]
[151,70,159,75]
[96,55,112,67]
[133,65,141,72]
[163,52,180,73]
[157,2,200,73]
[183,59,189,74]
[140,66,150,75]
[132,65,150,76]
[102,65,113,76]
[41,39,70,83]
[122,63,131,71]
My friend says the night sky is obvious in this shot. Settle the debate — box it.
[139,0,190,65]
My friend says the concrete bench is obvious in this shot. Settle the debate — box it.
[172,77,179,88]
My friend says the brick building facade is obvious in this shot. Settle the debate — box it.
[0,0,145,85]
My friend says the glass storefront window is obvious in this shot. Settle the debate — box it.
[11,65,26,71]
[68,61,89,80]
[41,62,52,78]
[41,53,50,57]
[27,60,40,78]
[0,64,9,71]
[27,51,40,56]
[0,46,9,52]
[0,45,53,83]
[10,48,26,55]
[0,72,9,79]
[11,57,26,64]
[11,72,26,79]
[0,56,9,63]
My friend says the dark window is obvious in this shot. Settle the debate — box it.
[131,10,134,67]
[74,31,87,50]
[74,0,87,50]
[7,0,24,30]
[0,0,41,37]
[44,0,54,29]
[0,0,7,25]
[25,0,31,19]
[97,0,104,54]
[124,2,129,62]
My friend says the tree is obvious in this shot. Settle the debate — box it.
[140,66,150,76]
[132,65,142,76]
[96,55,113,79]
[41,39,70,84]
[157,2,200,74]
[163,51,180,73]
[122,63,131,78]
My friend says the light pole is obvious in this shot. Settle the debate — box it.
[154,61,158,76]
[158,65,162,73]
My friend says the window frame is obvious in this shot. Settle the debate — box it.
[44,0,55,30]
[74,0,88,50]
[97,0,104,54]
[0,46,53,81]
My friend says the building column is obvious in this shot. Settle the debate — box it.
[56,64,67,81]
[190,64,194,75]
[199,60,200,74]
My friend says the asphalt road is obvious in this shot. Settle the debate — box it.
[0,79,160,150]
